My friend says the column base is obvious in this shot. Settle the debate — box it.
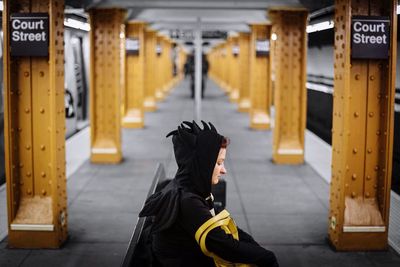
[238,98,251,112]
[224,84,232,94]
[329,231,388,251]
[155,89,164,101]
[8,230,65,249]
[162,83,170,95]
[122,109,144,128]
[7,195,67,248]
[250,111,270,130]
[272,142,304,164]
[91,147,122,164]
[229,89,239,103]
[144,97,157,112]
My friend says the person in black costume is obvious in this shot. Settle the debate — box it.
[185,53,209,98]
[139,121,279,267]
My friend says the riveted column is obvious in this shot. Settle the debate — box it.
[225,38,233,95]
[162,37,171,94]
[122,21,145,128]
[228,36,240,103]
[329,0,397,251]
[210,46,218,82]
[214,44,224,88]
[249,24,272,130]
[163,37,173,95]
[3,0,67,248]
[269,10,307,164]
[89,9,124,163]
[238,32,251,112]
[218,45,224,86]
[177,46,186,80]
[144,28,157,111]
[209,46,218,83]
[221,43,229,92]
[154,34,164,101]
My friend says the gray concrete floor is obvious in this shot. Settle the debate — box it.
[1,78,400,267]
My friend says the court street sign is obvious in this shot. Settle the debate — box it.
[351,16,390,59]
[10,13,49,57]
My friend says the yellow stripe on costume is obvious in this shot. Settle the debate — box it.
[194,209,254,267]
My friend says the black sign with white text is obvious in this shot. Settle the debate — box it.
[351,16,390,59]
[126,38,139,55]
[232,45,239,56]
[10,13,49,57]
[156,44,162,56]
[255,39,270,56]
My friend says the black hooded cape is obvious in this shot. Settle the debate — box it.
[139,121,279,267]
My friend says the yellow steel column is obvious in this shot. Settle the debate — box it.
[3,0,67,248]
[269,10,307,164]
[249,24,272,130]
[122,21,145,128]
[89,9,124,163]
[229,36,240,103]
[213,45,223,87]
[169,40,176,90]
[209,48,217,82]
[144,28,157,111]
[238,32,251,112]
[163,37,173,94]
[177,46,186,79]
[162,37,170,94]
[222,43,229,93]
[218,45,224,86]
[218,46,224,87]
[225,38,233,95]
[155,34,164,101]
[207,51,215,81]
[329,0,397,250]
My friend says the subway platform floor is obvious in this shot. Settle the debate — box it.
[1,78,400,267]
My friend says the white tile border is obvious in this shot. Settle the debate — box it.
[10,224,54,232]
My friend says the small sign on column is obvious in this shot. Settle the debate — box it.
[351,16,390,59]
[10,13,49,57]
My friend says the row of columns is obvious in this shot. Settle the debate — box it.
[2,0,185,248]
[89,11,185,164]
[209,13,307,164]
[209,1,397,251]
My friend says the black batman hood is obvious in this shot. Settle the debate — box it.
[139,121,224,232]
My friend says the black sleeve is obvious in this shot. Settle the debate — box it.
[237,227,259,245]
[179,194,279,267]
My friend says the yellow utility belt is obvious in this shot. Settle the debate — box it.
[195,209,255,267]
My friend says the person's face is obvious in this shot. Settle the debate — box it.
[211,148,227,185]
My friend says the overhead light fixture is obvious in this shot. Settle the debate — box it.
[306,20,334,33]
[271,33,277,41]
[64,18,90,31]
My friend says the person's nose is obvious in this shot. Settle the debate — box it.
[220,165,227,174]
